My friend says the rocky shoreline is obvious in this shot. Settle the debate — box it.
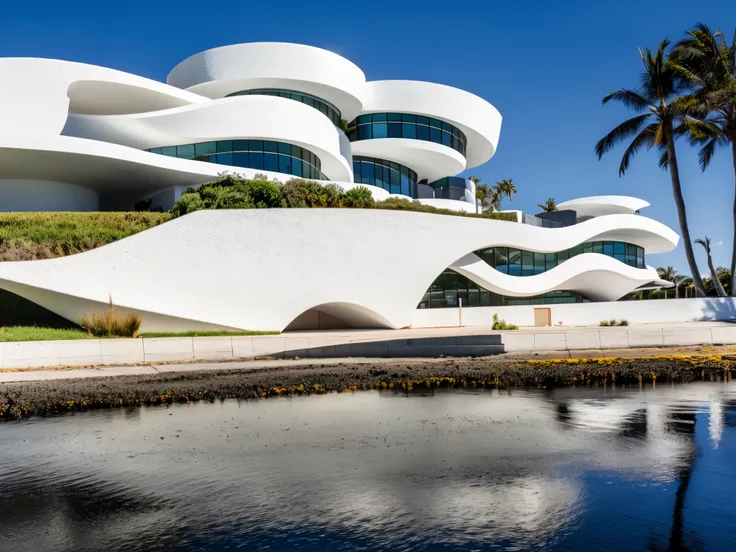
[1,353,733,420]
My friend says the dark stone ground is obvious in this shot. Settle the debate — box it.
[1,354,732,420]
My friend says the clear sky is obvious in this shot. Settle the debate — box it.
[2,0,735,274]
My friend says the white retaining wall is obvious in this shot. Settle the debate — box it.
[412,297,736,328]
[1,322,736,370]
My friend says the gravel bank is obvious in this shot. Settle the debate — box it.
[1,354,733,420]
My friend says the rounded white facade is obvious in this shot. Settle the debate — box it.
[166,42,366,121]
[360,80,502,169]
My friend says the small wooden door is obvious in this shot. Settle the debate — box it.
[534,308,552,327]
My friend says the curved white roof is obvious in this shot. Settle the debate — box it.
[166,42,367,120]
[556,196,650,218]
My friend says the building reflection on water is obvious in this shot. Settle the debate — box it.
[0,381,734,552]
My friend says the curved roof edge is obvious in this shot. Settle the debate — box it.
[556,196,650,218]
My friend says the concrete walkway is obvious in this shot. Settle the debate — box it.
[0,321,734,372]
[1,343,735,384]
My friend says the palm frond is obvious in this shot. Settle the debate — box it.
[601,89,651,111]
[595,113,651,159]
[618,122,657,175]
[698,137,719,169]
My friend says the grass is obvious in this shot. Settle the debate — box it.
[0,326,92,342]
[0,212,171,261]
[138,330,279,338]
[0,326,279,342]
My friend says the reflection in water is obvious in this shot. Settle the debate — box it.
[1,382,735,551]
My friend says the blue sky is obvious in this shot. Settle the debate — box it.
[2,0,735,274]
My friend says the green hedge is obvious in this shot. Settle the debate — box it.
[172,175,519,222]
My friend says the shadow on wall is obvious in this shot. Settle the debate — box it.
[0,289,79,329]
[282,333,505,358]
[284,302,395,331]
[699,298,736,323]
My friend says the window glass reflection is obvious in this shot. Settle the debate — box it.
[474,241,646,276]
[347,113,467,156]
[146,140,325,180]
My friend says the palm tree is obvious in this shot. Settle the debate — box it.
[672,24,736,296]
[537,198,557,212]
[695,237,727,296]
[595,40,706,297]
[492,179,516,210]
[475,182,495,212]
[657,266,678,299]
[681,276,695,298]
[470,176,482,213]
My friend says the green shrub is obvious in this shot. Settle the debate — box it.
[600,319,629,327]
[492,313,519,330]
[80,298,141,338]
[133,198,153,212]
[170,176,520,222]
[344,185,375,208]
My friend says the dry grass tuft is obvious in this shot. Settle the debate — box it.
[80,297,141,338]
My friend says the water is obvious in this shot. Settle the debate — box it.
[1,382,735,551]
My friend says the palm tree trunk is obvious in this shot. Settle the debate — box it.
[707,254,727,296]
[665,123,707,296]
[730,139,736,296]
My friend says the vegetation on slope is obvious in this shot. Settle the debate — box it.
[171,175,519,222]
[0,212,171,261]
[0,177,515,263]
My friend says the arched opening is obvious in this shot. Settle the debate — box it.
[284,302,394,332]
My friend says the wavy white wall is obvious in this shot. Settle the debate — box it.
[0,210,678,332]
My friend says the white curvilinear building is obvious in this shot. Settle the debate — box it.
[0,42,682,331]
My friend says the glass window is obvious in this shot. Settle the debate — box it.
[546,253,557,270]
[429,118,442,128]
[402,123,416,139]
[372,122,388,139]
[216,140,232,153]
[161,146,177,157]
[430,127,442,143]
[278,143,290,155]
[195,142,216,156]
[441,132,452,147]
[234,152,249,167]
[249,152,264,170]
[614,242,625,255]
[400,175,409,196]
[216,153,234,166]
[583,242,593,253]
[416,115,429,125]
[521,251,534,276]
[261,141,276,153]
[416,125,430,141]
[177,144,195,158]
[387,123,402,138]
[387,113,402,122]
[358,125,372,140]
[402,114,416,123]
[534,252,546,274]
[593,242,603,254]
[264,153,278,172]
[603,242,614,256]
[508,249,522,276]
[372,113,386,122]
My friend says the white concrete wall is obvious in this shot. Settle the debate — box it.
[0,209,680,332]
[412,297,736,328]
